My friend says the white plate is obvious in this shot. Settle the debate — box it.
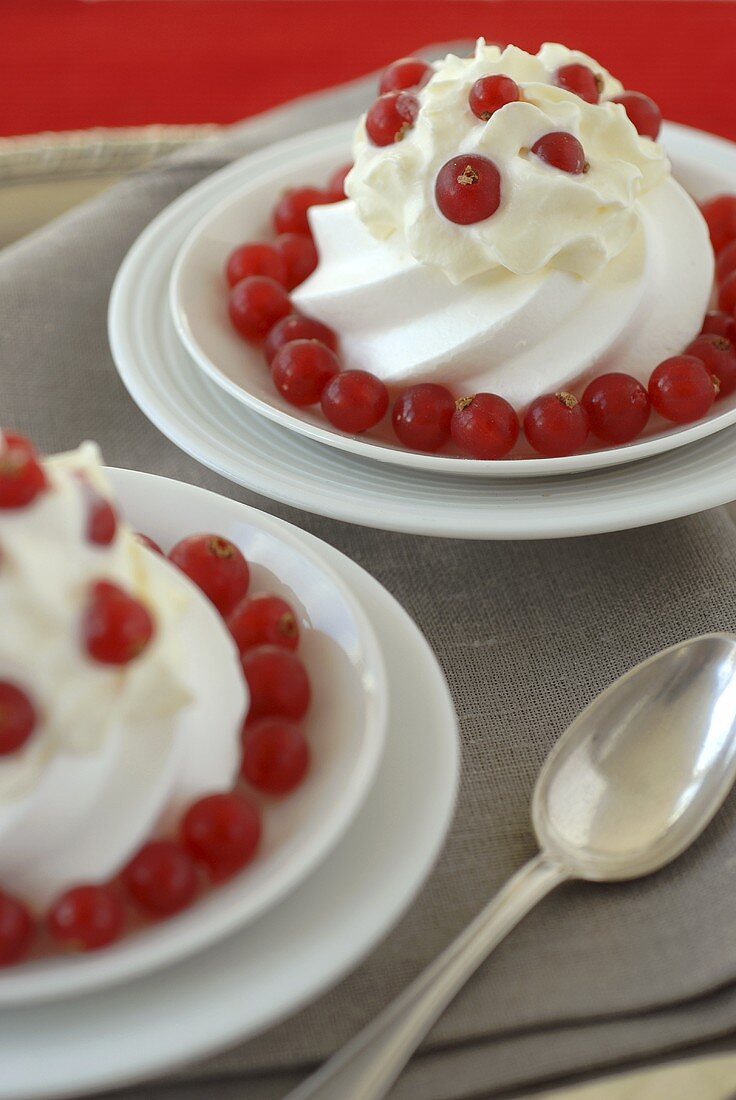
[0,470,387,1008]
[109,122,736,539]
[0,467,459,1100]
[170,118,736,480]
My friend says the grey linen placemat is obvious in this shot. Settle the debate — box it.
[2,52,736,1100]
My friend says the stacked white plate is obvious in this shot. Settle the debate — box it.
[109,118,736,540]
[0,469,458,1099]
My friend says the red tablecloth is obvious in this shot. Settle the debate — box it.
[2,1,735,141]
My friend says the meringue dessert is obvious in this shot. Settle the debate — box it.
[0,439,245,911]
[294,40,714,410]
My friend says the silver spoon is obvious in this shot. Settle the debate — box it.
[287,633,736,1100]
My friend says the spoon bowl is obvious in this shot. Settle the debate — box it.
[533,633,736,881]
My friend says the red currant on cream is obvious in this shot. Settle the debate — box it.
[717,271,736,315]
[264,314,338,365]
[701,311,736,342]
[48,884,124,951]
[392,383,455,452]
[581,373,650,444]
[469,75,519,120]
[366,92,419,147]
[243,645,311,722]
[379,57,432,95]
[648,356,717,422]
[271,340,340,407]
[225,243,287,289]
[83,581,155,665]
[242,718,310,796]
[700,195,736,253]
[182,793,261,881]
[0,892,33,966]
[555,63,601,104]
[78,478,117,546]
[524,392,590,457]
[136,533,164,555]
[0,432,47,509]
[327,163,353,201]
[227,595,300,654]
[0,682,37,755]
[531,133,587,174]
[272,187,329,237]
[273,233,319,290]
[610,92,662,140]
[124,840,198,917]
[228,276,291,343]
[450,393,519,459]
[321,370,389,433]
[169,534,250,616]
[684,334,736,396]
[435,155,502,224]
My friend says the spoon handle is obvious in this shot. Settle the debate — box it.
[286,853,569,1100]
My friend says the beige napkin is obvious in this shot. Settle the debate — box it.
[2,50,736,1100]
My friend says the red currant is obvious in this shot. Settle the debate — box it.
[0,432,47,509]
[610,92,662,140]
[392,383,455,452]
[524,392,590,457]
[581,373,650,444]
[242,718,310,796]
[227,595,300,654]
[435,155,502,224]
[271,340,340,407]
[48,884,124,951]
[228,276,291,343]
[264,314,338,365]
[273,233,319,290]
[716,240,736,285]
[648,355,717,422]
[124,840,198,917]
[181,792,261,881]
[78,478,117,546]
[379,57,432,95]
[701,311,736,343]
[684,333,736,396]
[700,195,736,253]
[555,63,601,104]
[272,187,329,237]
[169,534,250,616]
[0,892,33,966]
[450,393,519,458]
[327,163,353,201]
[225,242,287,289]
[717,270,736,315]
[83,581,155,665]
[532,132,587,174]
[242,645,311,722]
[136,532,164,555]
[469,74,519,120]
[365,92,419,147]
[321,370,389,433]
[0,682,37,755]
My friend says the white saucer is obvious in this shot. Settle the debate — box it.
[0,468,458,1100]
[109,122,736,538]
[170,119,736,480]
[0,469,388,1008]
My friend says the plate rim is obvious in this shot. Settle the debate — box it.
[168,116,736,480]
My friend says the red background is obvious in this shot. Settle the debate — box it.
[2,1,735,141]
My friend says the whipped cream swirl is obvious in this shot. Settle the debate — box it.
[347,40,669,283]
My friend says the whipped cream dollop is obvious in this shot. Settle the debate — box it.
[347,40,669,283]
[0,444,245,907]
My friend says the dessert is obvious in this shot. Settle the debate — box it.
[222,41,736,459]
[0,433,314,962]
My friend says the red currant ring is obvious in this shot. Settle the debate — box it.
[223,158,736,460]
